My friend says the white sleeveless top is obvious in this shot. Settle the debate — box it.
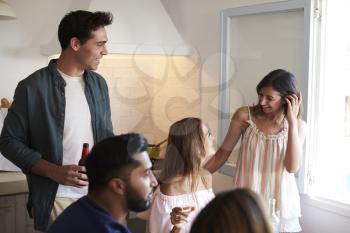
[233,106,301,232]
[149,187,215,233]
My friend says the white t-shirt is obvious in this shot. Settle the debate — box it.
[56,70,94,198]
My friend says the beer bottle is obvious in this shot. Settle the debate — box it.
[78,143,89,166]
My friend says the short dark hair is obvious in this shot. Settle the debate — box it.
[190,188,272,233]
[58,10,113,50]
[86,133,148,192]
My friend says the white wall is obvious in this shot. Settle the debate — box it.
[41,0,186,55]
[0,0,185,97]
[0,0,73,98]
[300,195,350,233]
[161,0,281,60]
[161,0,286,138]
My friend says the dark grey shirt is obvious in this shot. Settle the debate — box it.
[0,59,114,231]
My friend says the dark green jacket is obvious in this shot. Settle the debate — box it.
[0,59,114,231]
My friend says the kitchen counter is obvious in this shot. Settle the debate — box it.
[0,162,234,196]
[0,171,28,196]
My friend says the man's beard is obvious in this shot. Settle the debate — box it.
[124,183,154,212]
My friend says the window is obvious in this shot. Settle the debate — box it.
[217,0,350,209]
[306,0,350,205]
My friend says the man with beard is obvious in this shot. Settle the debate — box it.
[48,133,158,233]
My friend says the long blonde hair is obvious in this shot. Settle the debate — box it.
[159,117,208,192]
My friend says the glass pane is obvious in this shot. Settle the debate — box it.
[226,10,304,166]
[229,10,304,111]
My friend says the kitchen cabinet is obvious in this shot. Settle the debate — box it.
[0,193,34,233]
[0,172,34,233]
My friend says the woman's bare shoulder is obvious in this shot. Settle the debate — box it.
[232,106,250,122]
[231,106,253,131]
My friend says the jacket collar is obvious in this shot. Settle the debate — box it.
[47,59,93,87]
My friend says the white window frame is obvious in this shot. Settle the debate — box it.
[304,0,350,213]
[218,0,350,217]
[218,0,313,189]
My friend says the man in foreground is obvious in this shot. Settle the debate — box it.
[48,133,158,233]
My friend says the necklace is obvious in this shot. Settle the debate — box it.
[269,115,286,132]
